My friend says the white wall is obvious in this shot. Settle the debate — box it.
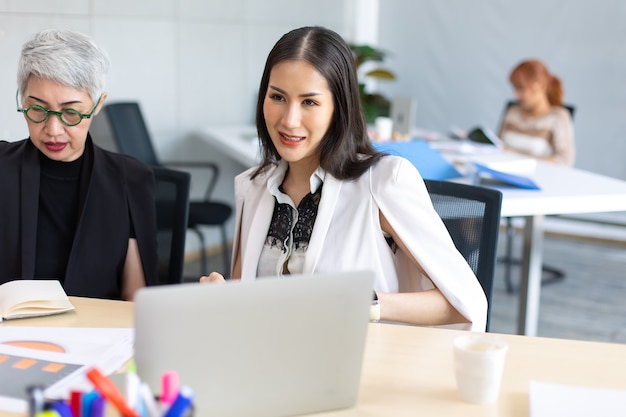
[377,0,626,181]
[5,1,624,255]
[0,0,349,254]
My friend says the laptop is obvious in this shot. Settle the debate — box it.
[466,126,504,149]
[134,270,375,417]
[390,95,417,136]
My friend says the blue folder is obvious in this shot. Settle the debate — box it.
[373,140,463,181]
[473,163,541,190]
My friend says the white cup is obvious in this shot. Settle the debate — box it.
[374,116,393,142]
[453,334,508,404]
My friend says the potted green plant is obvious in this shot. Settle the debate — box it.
[349,44,396,123]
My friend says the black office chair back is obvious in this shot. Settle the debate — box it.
[104,102,160,166]
[105,101,233,276]
[153,167,191,285]
[562,103,576,119]
[424,180,502,331]
[499,100,575,131]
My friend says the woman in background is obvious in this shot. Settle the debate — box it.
[0,29,158,300]
[202,26,487,331]
[498,59,575,166]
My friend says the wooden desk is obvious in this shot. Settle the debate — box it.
[3,297,626,417]
[196,125,626,336]
[0,297,133,417]
[325,323,626,417]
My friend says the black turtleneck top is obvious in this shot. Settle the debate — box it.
[34,153,83,281]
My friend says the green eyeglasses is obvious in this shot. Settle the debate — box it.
[16,90,102,127]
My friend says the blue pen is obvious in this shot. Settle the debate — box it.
[162,386,193,417]
[48,400,73,417]
[81,391,99,417]
[89,396,105,417]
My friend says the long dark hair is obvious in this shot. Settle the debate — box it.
[252,26,383,180]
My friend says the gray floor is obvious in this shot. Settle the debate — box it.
[185,232,626,344]
[490,234,626,343]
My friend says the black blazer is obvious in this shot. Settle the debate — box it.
[0,135,159,299]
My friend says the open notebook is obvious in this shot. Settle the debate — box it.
[134,270,375,417]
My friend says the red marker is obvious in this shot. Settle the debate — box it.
[70,390,83,417]
[85,367,140,417]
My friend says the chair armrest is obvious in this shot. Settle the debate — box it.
[162,160,220,200]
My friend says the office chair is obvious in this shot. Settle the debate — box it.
[498,100,575,293]
[499,100,576,127]
[424,180,503,331]
[153,167,191,284]
[104,102,232,276]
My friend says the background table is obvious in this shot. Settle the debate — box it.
[2,297,626,416]
[196,125,626,336]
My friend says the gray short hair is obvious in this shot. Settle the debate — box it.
[17,29,110,103]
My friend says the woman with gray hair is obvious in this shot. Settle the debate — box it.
[0,29,158,300]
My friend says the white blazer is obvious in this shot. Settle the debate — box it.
[232,156,487,331]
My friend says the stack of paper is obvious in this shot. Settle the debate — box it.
[0,327,134,413]
[454,152,540,190]
[530,380,626,416]
[464,152,537,176]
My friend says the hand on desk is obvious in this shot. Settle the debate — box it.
[199,272,226,283]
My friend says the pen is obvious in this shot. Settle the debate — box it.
[70,390,83,417]
[48,400,74,417]
[81,391,98,417]
[160,371,179,407]
[85,367,140,417]
[26,385,45,417]
[89,395,105,417]
[139,382,160,417]
[34,411,61,417]
[125,365,141,411]
[162,386,193,417]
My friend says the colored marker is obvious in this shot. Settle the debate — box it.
[70,390,83,417]
[125,368,141,410]
[26,385,45,417]
[85,367,140,417]
[81,390,99,417]
[139,382,161,417]
[160,371,179,407]
[162,386,193,417]
[48,400,73,417]
[34,411,61,417]
[89,395,105,417]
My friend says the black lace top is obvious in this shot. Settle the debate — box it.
[257,167,324,276]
